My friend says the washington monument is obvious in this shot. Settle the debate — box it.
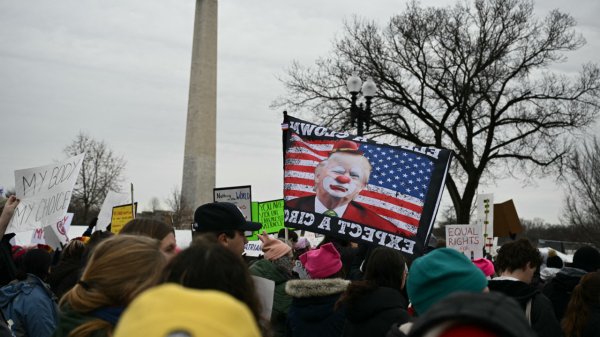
[181,0,218,211]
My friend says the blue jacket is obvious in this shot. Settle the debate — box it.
[0,274,59,337]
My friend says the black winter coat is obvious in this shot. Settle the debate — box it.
[488,279,562,337]
[542,267,587,321]
[395,292,538,337]
[342,286,410,337]
[285,278,349,337]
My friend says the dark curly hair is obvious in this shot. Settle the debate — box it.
[496,238,542,273]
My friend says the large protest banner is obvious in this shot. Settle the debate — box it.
[282,116,452,258]
[8,154,84,233]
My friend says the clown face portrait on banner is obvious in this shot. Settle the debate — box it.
[282,115,453,258]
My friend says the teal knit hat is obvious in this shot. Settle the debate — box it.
[407,248,488,315]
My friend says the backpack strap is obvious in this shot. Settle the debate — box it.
[525,298,533,325]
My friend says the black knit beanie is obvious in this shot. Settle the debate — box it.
[572,246,600,272]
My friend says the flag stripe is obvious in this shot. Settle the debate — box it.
[284,132,428,234]
[360,190,423,213]
[285,158,319,167]
[284,165,315,174]
[284,177,314,187]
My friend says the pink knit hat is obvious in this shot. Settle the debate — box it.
[258,231,292,261]
[299,243,342,279]
[472,258,495,278]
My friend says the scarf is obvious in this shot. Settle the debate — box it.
[90,306,125,326]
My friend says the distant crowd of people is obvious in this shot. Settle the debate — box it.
[0,194,599,337]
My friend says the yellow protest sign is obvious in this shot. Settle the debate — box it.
[111,203,137,234]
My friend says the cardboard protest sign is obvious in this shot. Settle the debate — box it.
[257,199,285,232]
[476,193,494,253]
[110,203,137,234]
[303,231,324,248]
[30,228,45,245]
[46,213,74,248]
[251,276,275,321]
[494,199,523,238]
[30,213,74,249]
[214,185,254,236]
[213,185,252,221]
[97,191,131,231]
[247,199,286,240]
[282,115,452,258]
[8,154,84,233]
[244,240,263,257]
[446,224,484,260]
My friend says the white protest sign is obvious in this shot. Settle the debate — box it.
[97,191,131,231]
[213,185,252,221]
[244,240,263,257]
[8,154,84,233]
[29,213,74,249]
[45,213,74,249]
[30,228,46,245]
[251,275,275,321]
[476,193,494,254]
[445,224,484,260]
[303,231,324,248]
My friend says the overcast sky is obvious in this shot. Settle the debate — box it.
[1,0,598,225]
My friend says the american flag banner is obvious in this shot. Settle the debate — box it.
[283,116,453,258]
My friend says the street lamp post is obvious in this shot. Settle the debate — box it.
[346,72,377,136]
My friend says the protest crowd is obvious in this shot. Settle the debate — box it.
[0,193,599,337]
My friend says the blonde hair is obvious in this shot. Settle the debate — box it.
[60,235,166,337]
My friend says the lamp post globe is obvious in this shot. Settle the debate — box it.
[346,73,376,136]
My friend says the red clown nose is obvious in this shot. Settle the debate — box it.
[336,175,351,184]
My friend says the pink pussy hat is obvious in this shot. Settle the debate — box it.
[473,258,495,278]
[299,243,342,279]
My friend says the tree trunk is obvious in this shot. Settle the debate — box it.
[458,175,480,224]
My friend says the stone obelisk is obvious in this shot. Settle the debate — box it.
[181,0,217,211]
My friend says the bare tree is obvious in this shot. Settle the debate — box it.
[561,138,600,246]
[275,0,600,223]
[165,186,191,229]
[65,132,126,224]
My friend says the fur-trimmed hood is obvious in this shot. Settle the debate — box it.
[285,278,350,298]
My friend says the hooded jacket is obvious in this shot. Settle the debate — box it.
[542,267,587,321]
[285,278,349,337]
[250,259,293,337]
[342,286,410,337]
[399,292,538,337]
[540,267,561,282]
[0,274,59,337]
[488,278,562,337]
